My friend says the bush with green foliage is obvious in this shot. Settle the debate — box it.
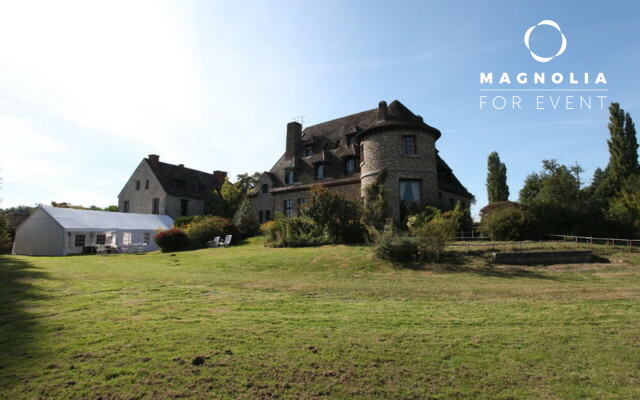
[233,198,259,238]
[480,202,538,241]
[173,216,198,228]
[302,186,363,243]
[185,216,238,248]
[373,231,418,262]
[264,213,328,248]
[154,228,191,252]
[259,221,276,235]
[412,216,459,262]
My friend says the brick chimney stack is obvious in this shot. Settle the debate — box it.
[377,101,388,121]
[213,170,227,183]
[148,154,160,168]
[285,121,302,159]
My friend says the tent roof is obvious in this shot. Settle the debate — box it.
[40,206,173,232]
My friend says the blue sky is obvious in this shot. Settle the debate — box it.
[1,0,638,218]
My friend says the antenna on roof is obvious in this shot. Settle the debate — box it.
[292,113,312,128]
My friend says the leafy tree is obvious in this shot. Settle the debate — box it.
[486,151,509,203]
[206,177,245,218]
[519,160,580,207]
[235,172,262,193]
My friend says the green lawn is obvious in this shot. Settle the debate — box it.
[1,238,639,399]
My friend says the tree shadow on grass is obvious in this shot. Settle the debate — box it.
[0,256,51,386]
[397,251,561,281]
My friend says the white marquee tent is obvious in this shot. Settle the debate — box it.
[12,206,174,256]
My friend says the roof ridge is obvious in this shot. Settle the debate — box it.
[154,160,215,177]
[302,107,376,132]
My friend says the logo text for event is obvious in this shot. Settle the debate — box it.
[479,20,607,110]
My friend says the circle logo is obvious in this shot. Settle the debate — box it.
[524,20,567,63]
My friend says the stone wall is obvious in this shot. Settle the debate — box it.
[118,161,167,215]
[360,127,439,220]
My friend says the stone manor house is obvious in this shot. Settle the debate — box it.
[248,100,473,222]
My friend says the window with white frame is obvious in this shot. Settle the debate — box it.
[74,234,86,247]
[96,234,106,245]
[143,232,151,244]
[123,232,132,245]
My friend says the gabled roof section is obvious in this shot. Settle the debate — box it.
[437,155,474,199]
[145,159,223,201]
[301,108,378,144]
[42,206,173,231]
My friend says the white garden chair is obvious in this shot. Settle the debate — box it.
[207,237,220,248]
[218,235,232,248]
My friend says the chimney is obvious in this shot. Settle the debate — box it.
[285,121,302,159]
[377,101,388,121]
[148,154,160,168]
[213,170,227,183]
[178,164,184,168]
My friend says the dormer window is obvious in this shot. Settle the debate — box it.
[285,170,295,184]
[304,144,314,157]
[261,184,269,194]
[346,135,355,146]
[314,164,325,180]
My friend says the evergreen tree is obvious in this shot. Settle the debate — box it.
[486,151,509,203]
[233,198,259,237]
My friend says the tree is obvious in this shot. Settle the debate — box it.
[233,198,259,238]
[603,103,639,193]
[205,177,245,218]
[235,172,262,193]
[486,151,509,203]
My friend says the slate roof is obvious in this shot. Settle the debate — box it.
[259,100,472,200]
[145,159,223,201]
[436,155,474,199]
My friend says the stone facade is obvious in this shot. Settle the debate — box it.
[118,155,226,220]
[249,100,474,222]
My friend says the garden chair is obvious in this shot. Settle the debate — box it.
[218,235,232,248]
[207,237,220,248]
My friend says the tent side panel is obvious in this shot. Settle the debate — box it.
[12,210,65,256]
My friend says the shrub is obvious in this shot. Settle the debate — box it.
[154,228,190,252]
[186,216,238,248]
[373,231,418,262]
[233,198,260,238]
[0,212,12,254]
[173,216,198,228]
[259,221,276,235]
[480,204,538,241]
[302,186,363,243]
[412,216,459,262]
[264,214,329,248]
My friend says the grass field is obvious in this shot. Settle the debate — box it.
[1,238,639,399]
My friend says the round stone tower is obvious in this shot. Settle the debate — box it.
[357,100,441,221]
